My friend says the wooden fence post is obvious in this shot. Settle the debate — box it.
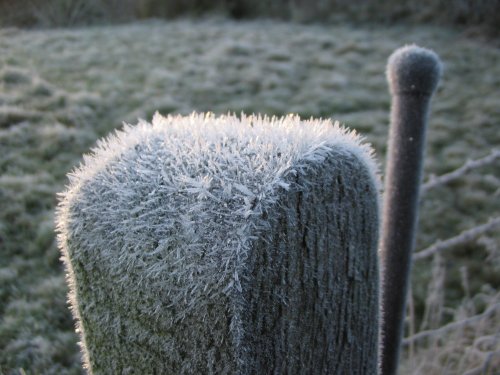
[56,113,380,374]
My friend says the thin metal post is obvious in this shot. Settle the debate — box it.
[379,45,442,375]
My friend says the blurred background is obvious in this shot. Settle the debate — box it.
[1,1,499,374]
[0,0,499,35]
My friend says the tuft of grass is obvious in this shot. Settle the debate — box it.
[404,284,500,374]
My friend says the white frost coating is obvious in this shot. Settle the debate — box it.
[55,112,380,373]
[60,112,379,195]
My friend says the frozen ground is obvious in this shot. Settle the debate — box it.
[0,19,499,373]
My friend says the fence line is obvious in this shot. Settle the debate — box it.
[402,302,500,346]
[421,149,500,195]
[414,217,500,261]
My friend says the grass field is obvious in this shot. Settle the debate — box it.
[0,19,499,374]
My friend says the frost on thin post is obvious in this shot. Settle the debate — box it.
[56,112,381,374]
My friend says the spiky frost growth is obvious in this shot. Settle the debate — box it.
[56,112,380,374]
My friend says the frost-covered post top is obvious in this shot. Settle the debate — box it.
[56,112,380,374]
[59,112,380,201]
[60,113,378,190]
[387,44,442,97]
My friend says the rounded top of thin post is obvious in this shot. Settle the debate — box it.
[387,44,442,96]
